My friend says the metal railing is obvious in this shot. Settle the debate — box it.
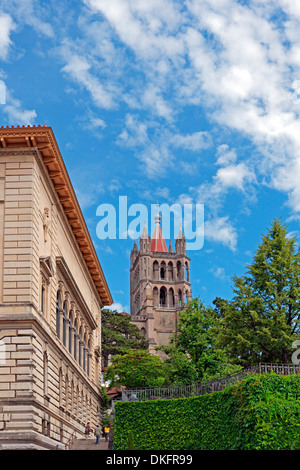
[121,363,300,402]
[65,429,78,450]
[257,363,300,375]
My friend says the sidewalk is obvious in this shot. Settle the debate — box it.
[71,437,109,450]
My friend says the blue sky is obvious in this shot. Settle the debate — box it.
[1,0,300,312]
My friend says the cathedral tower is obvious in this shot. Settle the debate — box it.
[130,208,192,355]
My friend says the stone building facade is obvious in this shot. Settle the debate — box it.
[0,125,112,449]
[130,210,192,356]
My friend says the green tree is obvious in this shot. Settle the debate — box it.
[160,298,240,382]
[104,349,166,388]
[101,309,148,367]
[216,219,300,365]
[161,345,200,385]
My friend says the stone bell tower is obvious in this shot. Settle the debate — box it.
[130,208,192,355]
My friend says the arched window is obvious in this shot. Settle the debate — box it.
[81,390,84,421]
[177,261,182,280]
[169,288,175,307]
[160,261,166,280]
[153,261,159,281]
[78,329,82,366]
[68,313,73,354]
[56,292,61,338]
[58,368,63,407]
[43,351,48,396]
[62,301,67,346]
[140,327,146,338]
[76,385,80,416]
[87,340,90,376]
[160,287,167,306]
[178,289,183,305]
[41,283,45,314]
[71,381,75,414]
[153,287,159,307]
[73,323,77,361]
[83,335,86,372]
[185,261,189,281]
[168,262,173,280]
[65,374,69,411]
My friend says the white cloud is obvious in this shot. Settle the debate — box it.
[107,179,122,193]
[4,0,299,226]
[78,112,107,137]
[117,114,176,178]
[117,113,213,177]
[170,131,212,151]
[3,91,37,125]
[61,53,116,110]
[272,159,300,213]
[0,12,38,126]
[142,85,174,120]
[82,0,187,122]
[85,0,184,59]
[105,302,129,313]
[139,143,173,179]
[286,230,299,241]
[194,143,256,214]
[0,13,15,60]
[0,1,54,38]
[156,186,170,200]
[81,0,300,179]
[182,0,300,213]
[215,144,237,166]
[196,180,224,213]
[18,0,298,259]
[216,162,255,191]
[117,114,148,147]
[204,216,238,251]
[86,117,106,130]
[210,266,227,280]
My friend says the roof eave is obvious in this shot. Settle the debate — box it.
[0,125,113,306]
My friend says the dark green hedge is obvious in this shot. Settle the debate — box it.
[113,373,300,450]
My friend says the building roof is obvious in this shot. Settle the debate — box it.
[150,207,168,252]
[0,125,113,306]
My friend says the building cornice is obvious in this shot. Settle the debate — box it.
[0,125,112,306]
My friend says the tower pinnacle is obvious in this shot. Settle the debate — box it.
[150,206,168,252]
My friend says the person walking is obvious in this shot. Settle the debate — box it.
[84,422,92,440]
[104,426,110,441]
[94,424,101,445]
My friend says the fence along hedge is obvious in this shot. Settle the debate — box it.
[113,373,300,450]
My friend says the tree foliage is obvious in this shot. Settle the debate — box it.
[160,298,241,383]
[104,349,165,388]
[216,219,300,365]
[101,309,148,367]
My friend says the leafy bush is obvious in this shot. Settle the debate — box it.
[113,373,300,450]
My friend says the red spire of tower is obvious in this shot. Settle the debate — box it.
[150,206,168,252]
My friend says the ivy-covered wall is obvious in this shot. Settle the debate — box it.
[113,373,300,450]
